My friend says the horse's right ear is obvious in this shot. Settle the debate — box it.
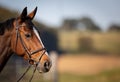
[28,7,37,20]
[20,7,27,20]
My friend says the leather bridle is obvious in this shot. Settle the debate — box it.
[15,19,46,82]
[15,19,46,64]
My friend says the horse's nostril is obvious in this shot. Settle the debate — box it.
[44,61,48,68]
[44,61,51,72]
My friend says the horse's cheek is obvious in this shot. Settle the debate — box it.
[11,37,24,56]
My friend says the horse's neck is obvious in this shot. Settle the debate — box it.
[0,35,13,73]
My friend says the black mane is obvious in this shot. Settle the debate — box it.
[0,18,15,35]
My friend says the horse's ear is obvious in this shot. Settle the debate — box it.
[20,7,27,20]
[28,7,37,20]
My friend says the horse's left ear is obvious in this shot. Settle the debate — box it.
[28,7,37,20]
[20,7,27,20]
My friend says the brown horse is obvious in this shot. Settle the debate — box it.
[0,7,51,73]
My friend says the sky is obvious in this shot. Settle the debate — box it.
[0,0,120,30]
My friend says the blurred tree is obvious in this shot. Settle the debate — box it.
[108,24,120,32]
[62,19,78,30]
[78,17,101,31]
[61,17,101,31]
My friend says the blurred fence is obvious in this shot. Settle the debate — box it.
[58,30,120,55]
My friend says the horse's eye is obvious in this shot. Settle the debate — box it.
[25,33,31,38]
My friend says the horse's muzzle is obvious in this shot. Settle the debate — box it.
[37,60,52,73]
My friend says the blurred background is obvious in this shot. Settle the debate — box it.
[0,0,120,82]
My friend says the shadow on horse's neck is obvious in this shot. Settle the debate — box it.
[0,31,13,73]
[0,18,15,73]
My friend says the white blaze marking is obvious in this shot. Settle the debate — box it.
[33,27,49,56]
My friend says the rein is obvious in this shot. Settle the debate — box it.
[17,50,46,82]
[15,20,46,82]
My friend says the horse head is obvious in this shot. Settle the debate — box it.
[11,7,52,73]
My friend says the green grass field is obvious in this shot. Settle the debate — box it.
[1,68,120,82]
[59,68,120,82]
